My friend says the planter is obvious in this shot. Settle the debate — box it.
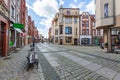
[104,47,108,53]
[104,42,108,48]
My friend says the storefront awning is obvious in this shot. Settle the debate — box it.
[14,28,23,33]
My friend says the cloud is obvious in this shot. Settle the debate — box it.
[59,0,64,5]
[31,0,58,18]
[69,2,85,8]
[39,17,53,29]
[85,0,95,14]
[69,0,95,14]
[27,0,60,38]
[74,0,77,2]
[38,28,49,38]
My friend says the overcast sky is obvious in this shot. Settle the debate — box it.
[26,0,95,38]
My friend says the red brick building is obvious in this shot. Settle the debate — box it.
[28,16,33,44]
[0,0,10,57]
[34,27,39,43]
[79,12,103,45]
[20,0,26,46]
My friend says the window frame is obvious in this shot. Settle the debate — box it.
[104,3,109,18]
[65,27,72,34]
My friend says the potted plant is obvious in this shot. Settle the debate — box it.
[104,42,108,52]
[104,42,108,48]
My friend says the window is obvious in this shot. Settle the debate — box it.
[55,29,58,35]
[4,0,8,5]
[11,6,14,17]
[86,29,89,35]
[76,28,77,35]
[86,15,89,19]
[93,30,95,35]
[17,15,19,23]
[82,15,85,19]
[59,18,63,23]
[65,17,72,23]
[74,18,77,23]
[104,3,109,17]
[93,30,94,35]
[65,37,72,43]
[66,10,70,15]
[82,21,85,27]
[82,30,85,35]
[55,37,58,42]
[86,21,89,27]
[97,30,100,35]
[93,22,95,27]
[60,27,63,34]
[65,27,72,34]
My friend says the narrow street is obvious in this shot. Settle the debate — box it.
[36,43,120,80]
[0,43,120,80]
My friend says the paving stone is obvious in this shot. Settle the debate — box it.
[96,67,117,80]
[114,73,120,80]
[85,63,102,71]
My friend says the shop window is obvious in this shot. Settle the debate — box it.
[65,37,72,43]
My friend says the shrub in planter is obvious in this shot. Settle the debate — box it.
[104,42,108,48]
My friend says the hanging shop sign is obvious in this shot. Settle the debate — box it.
[13,23,24,29]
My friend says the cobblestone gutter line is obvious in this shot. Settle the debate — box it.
[36,46,61,80]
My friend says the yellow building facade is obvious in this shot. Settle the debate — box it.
[53,8,79,45]
[96,0,120,52]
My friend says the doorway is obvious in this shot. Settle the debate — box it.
[74,38,77,45]
[81,38,90,45]
[60,39,63,45]
[0,22,5,57]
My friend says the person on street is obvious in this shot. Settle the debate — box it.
[34,52,39,69]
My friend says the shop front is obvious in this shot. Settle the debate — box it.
[111,28,120,52]
[0,2,9,57]
[0,15,9,57]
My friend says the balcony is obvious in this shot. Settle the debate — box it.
[96,16,114,29]
[63,12,79,17]
[59,22,63,25]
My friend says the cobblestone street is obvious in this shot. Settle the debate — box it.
[0,45,44,80]
[0,43,120,80]
[36,43,120,80]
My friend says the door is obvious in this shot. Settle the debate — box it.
[74,39,77,45]
[60,39,63,45]
[0,22,4,57]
